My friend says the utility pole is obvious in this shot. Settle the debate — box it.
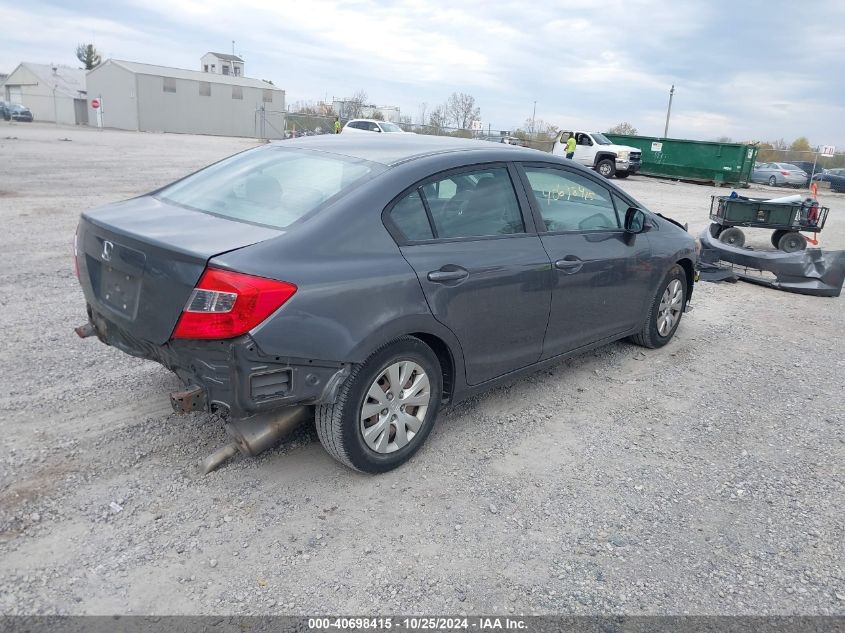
[232,40,235,57]
[663,84,675,138]
[531,100,537,136]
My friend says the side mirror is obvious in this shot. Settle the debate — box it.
[624,207,647,233]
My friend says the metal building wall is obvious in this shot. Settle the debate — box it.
[135,74,284,139]
[85,62,140,131]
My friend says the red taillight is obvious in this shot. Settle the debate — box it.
[172,268,297,340]
[781,171,790,176]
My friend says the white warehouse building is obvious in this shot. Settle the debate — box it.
[86,59,285,138]
[2,63,87,124]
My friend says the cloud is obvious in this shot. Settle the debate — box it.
[1,0,842,145]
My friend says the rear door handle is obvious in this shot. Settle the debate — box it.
[554,257,583,273]
[427,268,469,283]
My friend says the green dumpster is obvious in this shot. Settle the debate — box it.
[604,134,758,185]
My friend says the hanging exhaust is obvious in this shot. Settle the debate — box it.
[201,406,311,474]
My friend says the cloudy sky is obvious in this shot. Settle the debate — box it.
[2,0,843,146]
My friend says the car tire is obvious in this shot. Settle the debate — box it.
[768,176,777,186]
[771,230,787,248]
[708,223,724,239]
[629,265,687,349]
[718,226,745,247]
[615,171,630,179]
[596,159,616,178]
[316,336,442,473]
[777,231,807,253]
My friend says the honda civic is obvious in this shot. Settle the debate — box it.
[75,135,696,472]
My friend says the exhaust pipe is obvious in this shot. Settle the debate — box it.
[201,406,311,474]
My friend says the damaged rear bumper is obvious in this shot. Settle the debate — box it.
[698,229,845,297]
[79,306,351,418]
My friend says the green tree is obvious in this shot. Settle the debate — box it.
[789,137,812,152]
[76,43,101,70]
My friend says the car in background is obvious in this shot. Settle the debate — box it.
[751,162,806,187]
[480,135,526,147]
[342,119,405,134]
[812,167,845,193]
[73,135,696,473]
[7,104,34,122]
[0,101,10,120]
[790,160,826,185]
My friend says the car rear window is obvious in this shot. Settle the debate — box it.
[158,146,377,229]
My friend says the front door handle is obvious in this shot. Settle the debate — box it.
[554,257,583,273]
[427,267,469,283]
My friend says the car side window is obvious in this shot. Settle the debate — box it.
[522,166,620,232]
[390,191,434,241]
[368,122,380,132]
[420,167,524,239]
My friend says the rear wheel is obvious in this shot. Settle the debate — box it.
[768,176,777,186]
[316,337,442,473]
[771,230,787,248]
[709,223,724,239]
[777,231,807,253]
[629,265,687,349]
[596,159,615,178]
[718,227,745,247]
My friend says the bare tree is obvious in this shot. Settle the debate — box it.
[607,122,638,135]
[417,102,428,126]
[446,92,480,130]
[345,89,368,119]
[76,43,101,70]
[429,105,449,134]
[371,110,384,121]
[522,117,558,139]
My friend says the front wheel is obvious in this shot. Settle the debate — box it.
[615,171,630,179]
[316,336,442,473]
[629,265,687,349]
[768,176,777,186]
[596,159,616,178]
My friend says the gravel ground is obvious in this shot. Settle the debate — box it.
[1,123,843,616]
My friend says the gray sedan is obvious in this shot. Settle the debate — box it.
[74,135,696,473]
[751,162,808,187]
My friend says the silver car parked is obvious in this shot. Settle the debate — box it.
[751,162,807,187]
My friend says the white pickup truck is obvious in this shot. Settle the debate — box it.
[552,131,642,179]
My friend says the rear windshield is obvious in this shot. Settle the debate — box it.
[158,146,377,229]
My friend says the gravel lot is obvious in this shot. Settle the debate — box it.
[1,123,843,616]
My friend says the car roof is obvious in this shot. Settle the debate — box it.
[274,134,544,166]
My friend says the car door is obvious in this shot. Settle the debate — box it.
[574,133,596,167]
[384,164,552,385]
[516,163,655,358]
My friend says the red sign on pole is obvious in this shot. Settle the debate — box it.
[91,99,100,109]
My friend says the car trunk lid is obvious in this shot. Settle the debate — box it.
[77,195,282,345]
